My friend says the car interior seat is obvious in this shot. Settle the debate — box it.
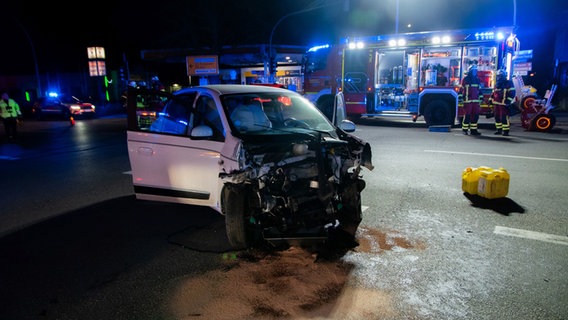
[230,100,271,132]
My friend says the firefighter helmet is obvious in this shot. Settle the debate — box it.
[497,69,507,78]
[468,65,478,74]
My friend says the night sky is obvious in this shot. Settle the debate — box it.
[1,0,566,86]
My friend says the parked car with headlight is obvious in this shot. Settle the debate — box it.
[126,84,374,250]
[34,94,96,120]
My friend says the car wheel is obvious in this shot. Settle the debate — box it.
[223,184,250,250]
[339,179,365,237]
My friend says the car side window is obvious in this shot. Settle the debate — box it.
[149,97,192,135]
[127,89,196,133]
[132,93,167,131]
[193,95,225,142]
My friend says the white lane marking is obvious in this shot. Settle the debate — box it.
[123,171,132,175]
[362,206,369,212]
[494,226,568,246]
[424,150,568,162]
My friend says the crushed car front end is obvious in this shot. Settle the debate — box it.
[220,127,373,249]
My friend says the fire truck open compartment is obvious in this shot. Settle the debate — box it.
[303,27,520,128]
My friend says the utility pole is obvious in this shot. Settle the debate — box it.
[395,0,399,34]
[13,18,42,96]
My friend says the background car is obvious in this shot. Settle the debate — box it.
[34,94,96,120]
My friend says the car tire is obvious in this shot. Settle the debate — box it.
[223,184,250,250]
[339,179,365,237]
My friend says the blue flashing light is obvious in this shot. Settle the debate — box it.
[47,92,59,98]
[474,32,495,41]
[307,44,330,52]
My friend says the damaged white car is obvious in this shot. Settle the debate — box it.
[126,85,373,250]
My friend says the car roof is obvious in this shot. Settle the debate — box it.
[174,84,295,96]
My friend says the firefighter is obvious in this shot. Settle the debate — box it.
[489,69,516,136]
[459,65,482,135]
[151,76,165,91]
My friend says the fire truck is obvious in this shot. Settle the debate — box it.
[302,26,520,127]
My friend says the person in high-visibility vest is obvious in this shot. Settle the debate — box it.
[489,69,516,136]
[458,65,482,136]
[0,92,23,140]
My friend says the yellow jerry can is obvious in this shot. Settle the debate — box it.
[462,166,489,195]
[462,166,509,199]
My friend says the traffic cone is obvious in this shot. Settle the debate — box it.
[70,116,75,126]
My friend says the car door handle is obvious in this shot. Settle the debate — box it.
[137,147,154,156]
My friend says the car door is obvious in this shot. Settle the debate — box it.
[126,88,227,211]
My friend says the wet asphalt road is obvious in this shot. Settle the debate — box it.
[0,114,567,319]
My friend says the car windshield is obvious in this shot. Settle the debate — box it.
[221,92,334,134]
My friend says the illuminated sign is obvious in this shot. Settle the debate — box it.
[186,55,219,76]
[87,47,106,76]
[88,61,106,76]
[87,47,106,59]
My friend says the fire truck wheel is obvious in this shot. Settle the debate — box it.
[424,100,452,126]
[347,114,362,123]
[315,95,334,121]
[532,114,556,132]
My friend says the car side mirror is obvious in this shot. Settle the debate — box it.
[338,120,356,133]
[190,124,213,138]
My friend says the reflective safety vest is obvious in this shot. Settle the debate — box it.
[0,99,22,118]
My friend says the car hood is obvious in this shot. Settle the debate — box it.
[238,127,374,172]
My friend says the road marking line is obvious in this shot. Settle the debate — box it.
[362,206,369,212]
[424,150,568,162]
[123,171,132,175]
[494,226,568,246]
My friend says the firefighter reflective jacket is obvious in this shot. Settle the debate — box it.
[489,79,516,106]
[458,75,481,103]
